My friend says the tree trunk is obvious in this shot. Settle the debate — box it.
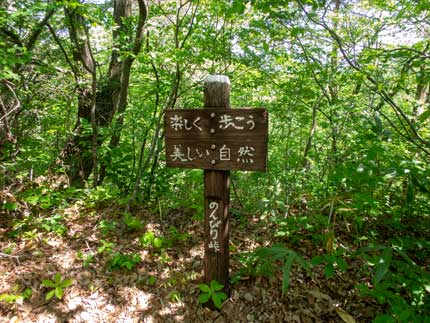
[57,0,148,187]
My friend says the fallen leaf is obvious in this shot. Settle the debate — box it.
[335,307,356,323]
[308,288,331,301]
[244,292,253,302]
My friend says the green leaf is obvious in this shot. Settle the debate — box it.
[0,293,12,302]
[198,284,211,293]
[373,115,383,133]
[212,292,226,309]
[42,279,55,288]
[374,247,392,284]
[140,231,155,246]
[55,287,63,299]
[392,246,416,266]
[337,258,348,271]
[3,202,17,211]
[170,291,181,302]
[294,253,310,272]
[282,253,295,294]
[324,263,335,278]
[311,255,324,266]
[22,288,32,299]
[25,196,39,205]
[210,280,224,291]
[419,109,430,123]
[230,0,245,14]
[198,293,211,304]
[373,314,395,323]
[255,245,291,261]
[153,237,163,249]
[54,273,62,285]
[45,290,55,300]
[60,279,73,288]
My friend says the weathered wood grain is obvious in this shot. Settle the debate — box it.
[203,75,231,297]
[165,138,267,171]
[164,108,268,139]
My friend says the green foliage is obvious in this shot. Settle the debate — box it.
[97,240,116,254]
[198,280,227,309]
[41,273,73,300]
[8,211,67,238]
[20,186,75,210]
[234,245,311,295]
[152,237,163,250]
[77,251,95,268]
[98,220,118,236]
[77,237,118,268]
[83,186,121,208]
[139,231,163,250]
[147,276,157,286]
[122,213,143,231]
[0,286,32,304]
[107,252,141,271]
[311,253,348,279]
[272,214,327,245]
[254,245,311,295]
[169,290,181,303]
[139,231,155,246]
[1,201,18,211]
[40,214,67,236]
[158,251,172,264]
[356,244,430,321]
[163,226,191,248]
[2,243,16,255]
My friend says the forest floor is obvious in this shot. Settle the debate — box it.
[0,191,386,323]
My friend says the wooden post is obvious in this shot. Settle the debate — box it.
[164,74,267,298]
[203,75,231,296]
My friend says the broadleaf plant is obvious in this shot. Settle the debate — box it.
[198,280,227,309]
[41,273,73,300]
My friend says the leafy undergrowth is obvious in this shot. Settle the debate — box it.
[1,185,429,322]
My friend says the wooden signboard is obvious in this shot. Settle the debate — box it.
[164,75,268,299]
[165,108,268,171]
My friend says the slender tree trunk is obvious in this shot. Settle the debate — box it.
[302,97,320,169]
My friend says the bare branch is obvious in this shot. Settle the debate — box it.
[180,0,199,49]
[132,0,149,55]
[46,23,79,83]
[26,6,56,50]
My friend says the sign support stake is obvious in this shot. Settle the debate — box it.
[203,75,231,296]
[164,74,268,301]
